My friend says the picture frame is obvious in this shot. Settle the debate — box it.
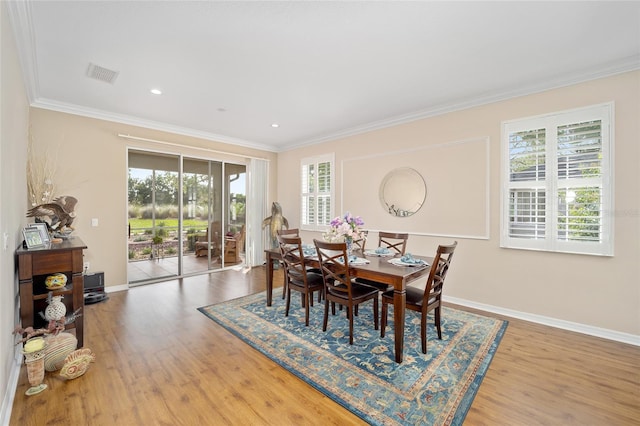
[29,222,51,244]
[23,227,45,249]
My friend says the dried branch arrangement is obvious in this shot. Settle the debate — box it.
[26,135,57,207]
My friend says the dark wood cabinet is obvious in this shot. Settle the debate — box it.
[17,237,87,347]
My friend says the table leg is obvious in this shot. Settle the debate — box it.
[266,252,274,306]
[393,289,406,363]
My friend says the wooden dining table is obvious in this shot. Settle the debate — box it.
[264,247,433,363]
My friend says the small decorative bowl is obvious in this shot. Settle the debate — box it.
[45,273,67,290]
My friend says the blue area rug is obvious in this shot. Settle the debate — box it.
[199,291,507,425]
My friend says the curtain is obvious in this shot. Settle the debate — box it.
[246,158,269,267]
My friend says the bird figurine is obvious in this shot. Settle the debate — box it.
[27,195,78,235]
[262,202,289,248]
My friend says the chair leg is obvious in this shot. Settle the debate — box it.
[281,262,286,299]
[435,306,442,339]
[348,306,354,345]
[285,287,291,317]
[421,312,427,354]
[323,300,330,332]
[381,299,388,337]
[304,293,310,326]
[373,298,379,330]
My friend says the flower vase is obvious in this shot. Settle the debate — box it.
[23,338,48,396]
[345,237,354,255]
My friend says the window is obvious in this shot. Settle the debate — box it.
[301,154,334,231]
[501,103,613,256]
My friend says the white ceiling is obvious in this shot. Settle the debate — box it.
[7,1,640,152]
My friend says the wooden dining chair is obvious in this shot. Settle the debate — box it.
[378,231,409,255]
[353,230,368,252]
[277,228,299,237]
[381,241,457,354]
[276,228,300,299]
[356,231,409,291]
[277,234,324,326]
[313,239,379,345]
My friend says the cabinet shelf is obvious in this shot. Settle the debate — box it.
[32,287,73,300]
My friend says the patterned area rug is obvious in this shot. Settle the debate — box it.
[199,291,507,426]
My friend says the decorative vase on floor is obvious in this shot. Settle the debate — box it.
[23,337,48,396]
[44,332,78,371]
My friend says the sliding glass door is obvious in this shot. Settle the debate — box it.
[127,149,246,284]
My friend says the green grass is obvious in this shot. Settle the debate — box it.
[128,218,208,231]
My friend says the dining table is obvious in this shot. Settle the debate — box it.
[264,247,433,363]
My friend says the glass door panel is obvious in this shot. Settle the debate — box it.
[182,158,222,274]
[222,164,246,267]
[127,150,180,284]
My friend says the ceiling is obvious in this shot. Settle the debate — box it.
[7,1,640,152]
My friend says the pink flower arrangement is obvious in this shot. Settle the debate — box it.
[323,212,366,243]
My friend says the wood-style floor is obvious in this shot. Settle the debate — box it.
[10,267,640,425]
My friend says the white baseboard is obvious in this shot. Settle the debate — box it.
[104,284,129,293]
[444,295,640,347]
[0,346,23,426]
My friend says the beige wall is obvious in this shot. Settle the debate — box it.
[278,71,640,338]
[27,109,278,289]
[1,2,30,421]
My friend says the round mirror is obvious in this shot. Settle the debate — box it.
[379,167,427,217]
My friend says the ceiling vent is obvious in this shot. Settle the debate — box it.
[86,63,119,84]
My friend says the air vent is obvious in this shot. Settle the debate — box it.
[86,63,119,84]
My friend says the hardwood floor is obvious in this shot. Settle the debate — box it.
[10,267,640,425]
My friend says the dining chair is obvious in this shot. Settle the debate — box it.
[353,230,368,252]
[277,228,299,236]
[356,231,409,291]
[313,239,379,345]
[277,234,324,326]
[276,228,305,299]
[381,241,457,354]
[378,231,409,255]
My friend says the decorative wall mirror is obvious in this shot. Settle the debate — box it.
[379,167,427,217]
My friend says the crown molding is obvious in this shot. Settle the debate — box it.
[31,98,278,153]
[282,55,640,151]
[6,0,38,103]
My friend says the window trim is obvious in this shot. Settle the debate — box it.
[500,103,614,256]
[300,153,335,232]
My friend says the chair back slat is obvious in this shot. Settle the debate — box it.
[378,231,409,255]
[313,239,353,298]
[422,242,457,308]
[277,228,299,237]
[277,234,308,287]
[353,230,368,252]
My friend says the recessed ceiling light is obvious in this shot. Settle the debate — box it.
[150,88,162,95]
[271,123,279,128]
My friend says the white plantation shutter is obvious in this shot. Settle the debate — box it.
[501,104,613,256]
[301,154,334,231]
[556,120,605,245]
